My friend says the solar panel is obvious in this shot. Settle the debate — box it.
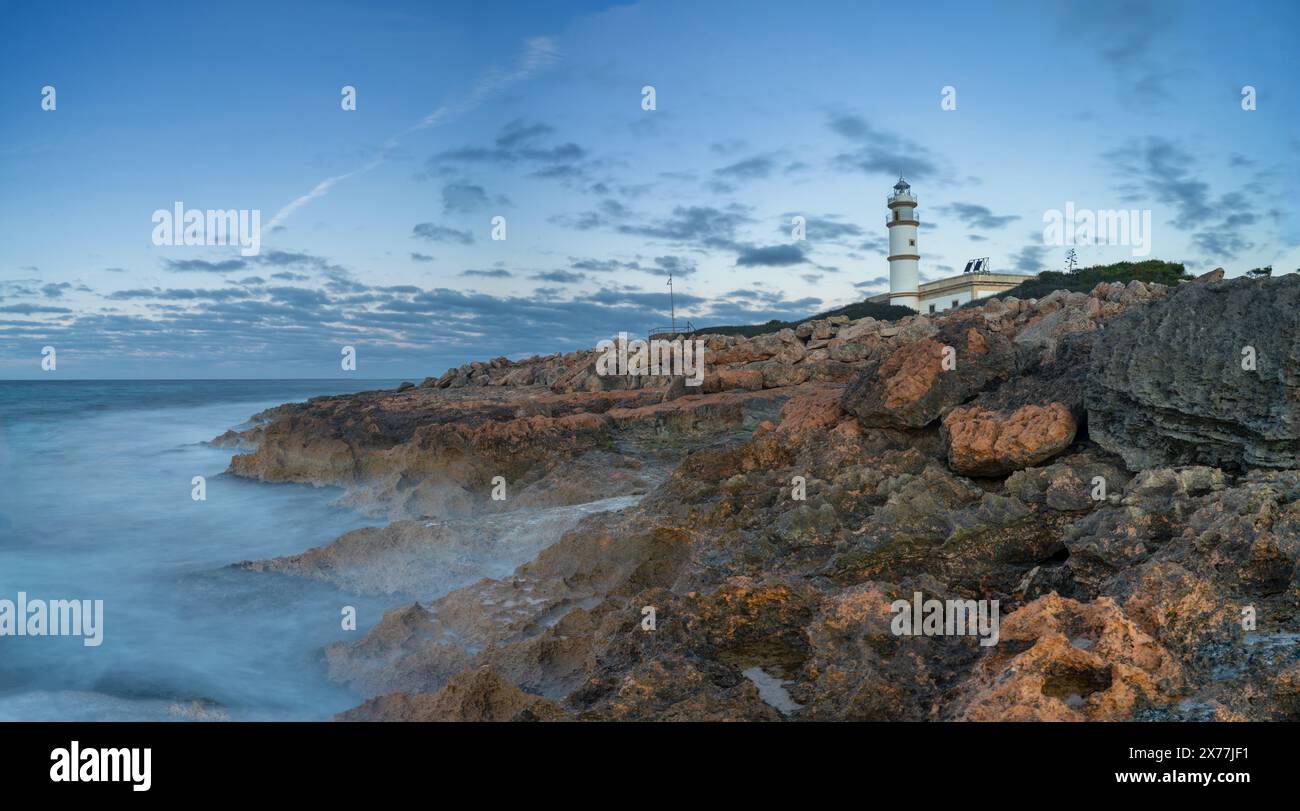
[963,260,975,274]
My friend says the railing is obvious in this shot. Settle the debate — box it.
[648,320,696,339]
[887,211,919,225]
[888,191,917,205]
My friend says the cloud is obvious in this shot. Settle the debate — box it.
[1,268,848,377]
[160,250,351,281]
[1192,231,1254,259]
[1012,242,1050,273]
[413,223,474,244]
[736,244,808,267]
[614,205,751,251]
[938,202,1020,230]
[1104,137,1271,260]
[1104,137,1212,229]
[711,154,779,191]
[107,287,255,301]
[431,118,590,185]
[857,236,889,255]
[779,214,865,243]
[570,257,641,273]
[0,303,72,314]
[410,252,435,263]
[437,119,586,167]
[164,258,248,273]
[263,37,559,232]
[646,255,696,277]
[853,275,889,289]
[828,113,941,179]
[1060,0,1183,105]
[461,268,513,278]
[441,180,506,214]
[530,270,585,283]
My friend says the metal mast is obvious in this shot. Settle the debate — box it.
[668,274,676,334]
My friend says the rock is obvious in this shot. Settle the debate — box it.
[219,275,1300,723]
[1005,451,1131,512]
[709,367,765,392]
[1013,303,1098,362]
[957,594,1182,721]
[842,322,1017,429]
[760,361,810,389]
[1194,267,1225,284]
[834,318,879,343]
[662,376,690,402]
[336,666,566,721]
[942,402,1077,476]
[1086,274,1300,470]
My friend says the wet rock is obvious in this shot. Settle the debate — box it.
[336,666,566,721]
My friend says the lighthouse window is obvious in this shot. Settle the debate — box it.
[908,238,915,246]
[893,210,900,221]
[928,304,936,314]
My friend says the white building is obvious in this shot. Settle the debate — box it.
[871,176,1031,314]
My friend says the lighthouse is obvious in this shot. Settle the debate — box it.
[886,175,920,310]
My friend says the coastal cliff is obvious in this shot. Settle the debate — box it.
[222,274,1300,721]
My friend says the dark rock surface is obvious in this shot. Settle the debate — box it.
[1086,275,1300,471]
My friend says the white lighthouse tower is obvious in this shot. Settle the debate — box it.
[886,175,920,311]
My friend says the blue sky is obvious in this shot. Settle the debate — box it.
[1,0,1297,378]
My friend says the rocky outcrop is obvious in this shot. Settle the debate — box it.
[841,321,1017,429]
[942,402,1077,476]
[956,594,1183,721]
[220,272,1300,722]
[1086,274,1300,471]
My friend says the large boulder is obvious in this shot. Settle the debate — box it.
[842,322,1017,429]
[1085,274,1300,471]
[942,402,1077,476]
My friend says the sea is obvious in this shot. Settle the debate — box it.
[0,379,407,721]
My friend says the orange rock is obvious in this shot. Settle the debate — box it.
[943,402,1076,476]
[958,594,1182,721]
[876,338,942,409]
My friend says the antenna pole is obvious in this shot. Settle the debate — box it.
[668,274,676,333]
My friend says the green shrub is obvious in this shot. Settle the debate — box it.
[974,260,1191,304]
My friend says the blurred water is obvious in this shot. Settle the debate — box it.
[0,380,405,721]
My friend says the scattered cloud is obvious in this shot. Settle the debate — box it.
[735,244,808,267]
[413,223,474,244]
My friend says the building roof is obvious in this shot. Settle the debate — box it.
[866,271,1032,304]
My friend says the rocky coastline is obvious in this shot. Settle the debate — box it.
[218,273,1300,721]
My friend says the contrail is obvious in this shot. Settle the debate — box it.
[264,36,559,234]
